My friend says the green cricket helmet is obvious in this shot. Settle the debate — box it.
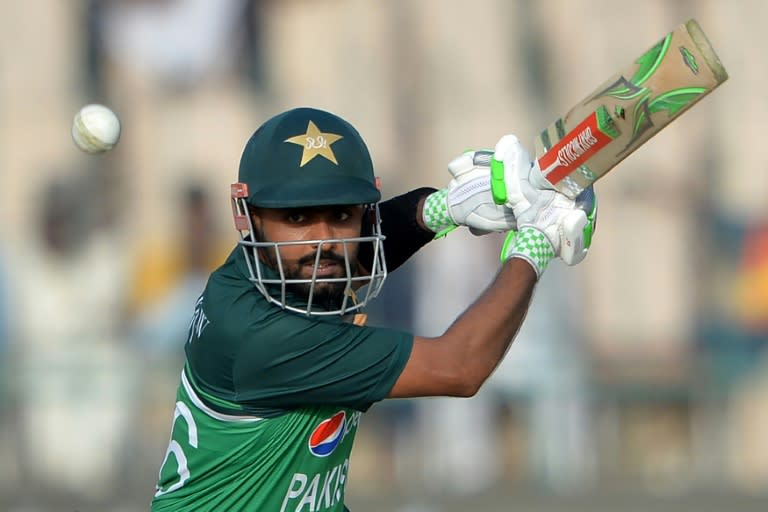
[231,107,387,316]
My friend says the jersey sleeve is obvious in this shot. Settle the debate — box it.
[231,311,413,411]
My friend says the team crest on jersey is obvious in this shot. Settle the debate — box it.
[308,411,346,457]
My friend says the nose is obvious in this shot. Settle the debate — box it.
[310,221,340,251]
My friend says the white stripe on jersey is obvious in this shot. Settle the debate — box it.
[181,369,264,423]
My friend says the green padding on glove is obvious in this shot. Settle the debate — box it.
[490,157,507,205]
[583,196,597,249]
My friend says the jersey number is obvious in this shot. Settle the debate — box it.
[155,401,198,497]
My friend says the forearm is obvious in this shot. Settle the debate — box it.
[389,134,597,399]
[358,187,437,272]
[389,257,537,398]
[441,257,536,392]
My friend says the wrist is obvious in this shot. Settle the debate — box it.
[422,188,457,236]
[500,226,555,279]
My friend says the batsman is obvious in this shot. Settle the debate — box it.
[150,107,597,511]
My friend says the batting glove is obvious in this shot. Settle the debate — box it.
[488,134,555,219]
[422,150,517,237]
[500,186,598,278]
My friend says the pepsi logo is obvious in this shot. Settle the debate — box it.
[308,411,346,457]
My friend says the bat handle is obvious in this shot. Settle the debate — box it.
[529,160,556,191]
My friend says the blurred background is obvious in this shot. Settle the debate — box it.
[0,0,766,511]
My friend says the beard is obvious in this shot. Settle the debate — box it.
[254,229,359,310]
[284,249,352,310]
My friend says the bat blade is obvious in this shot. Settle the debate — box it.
[532,19,728,198]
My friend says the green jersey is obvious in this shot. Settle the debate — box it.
[151,246,413,511]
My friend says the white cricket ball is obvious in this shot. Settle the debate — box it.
[71,104,121,154]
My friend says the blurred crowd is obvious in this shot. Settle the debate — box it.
[0,1,766,511]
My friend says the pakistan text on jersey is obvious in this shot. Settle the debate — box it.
[281,459,349,512]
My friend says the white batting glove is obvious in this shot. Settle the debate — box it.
[488,134,554,219]
[422,150,517,237]
[500,186,598,278]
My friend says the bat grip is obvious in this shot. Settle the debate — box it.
[528,161,556,191]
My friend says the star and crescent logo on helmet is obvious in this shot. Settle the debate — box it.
[284,120,343,167]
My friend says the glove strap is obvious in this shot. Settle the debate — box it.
[422,189,457,237]
[500,226,554,279]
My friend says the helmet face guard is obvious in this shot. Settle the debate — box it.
[231,184,387,316]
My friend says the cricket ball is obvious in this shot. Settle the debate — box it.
[71,104,121,154]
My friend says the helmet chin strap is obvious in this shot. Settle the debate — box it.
[342,287,367,326]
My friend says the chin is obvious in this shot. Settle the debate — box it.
[294,281,347,310]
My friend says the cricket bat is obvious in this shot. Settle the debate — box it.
[494,18,729,200]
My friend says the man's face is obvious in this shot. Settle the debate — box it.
[250,205,364,308]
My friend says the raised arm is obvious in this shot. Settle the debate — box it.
[390,257,537,398]
[388,135,598,398]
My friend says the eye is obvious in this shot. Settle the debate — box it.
[336,209,352,222]
[286,212,307,223]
